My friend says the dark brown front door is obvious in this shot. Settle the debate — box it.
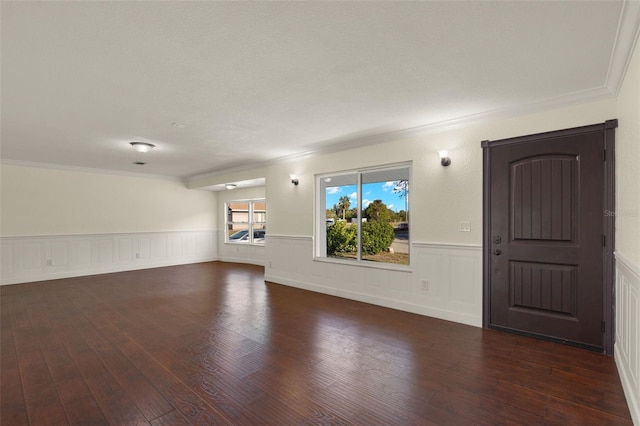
[482,121,617,352]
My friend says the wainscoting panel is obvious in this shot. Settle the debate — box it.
[264,235,482,327]
[150,236,168,260]
[93,238,115,265]
[0,231,217,285]
[47,240,70,274]
[615,252,640,425]
[20,241,45,274]
[1,241,13,276]
[118,237,134,263]
[184,234,197,257]
[414,243,483,324]
[216,230,265,266]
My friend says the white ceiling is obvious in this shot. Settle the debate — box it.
[1,1,638,180]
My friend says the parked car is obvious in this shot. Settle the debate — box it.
[228,229,266,242]
[397,222,409,231]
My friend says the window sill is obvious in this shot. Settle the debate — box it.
[224,242,266,247]
[313,256,412,273]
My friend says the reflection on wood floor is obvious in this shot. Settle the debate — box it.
[1,261,632,425]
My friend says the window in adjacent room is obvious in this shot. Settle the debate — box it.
[226,199,266,245]
[317,163,410,265]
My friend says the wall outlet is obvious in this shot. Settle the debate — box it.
[459,221,471,232]
[46,259,52,266]
[268,261,273,269]
[135,253,140,259]
[421,279,429,292]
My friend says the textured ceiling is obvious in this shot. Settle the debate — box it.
[1,1,637,179]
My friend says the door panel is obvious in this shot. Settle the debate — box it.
[509,261,576,316]
[486,129,608,349]
[511,156,576,242]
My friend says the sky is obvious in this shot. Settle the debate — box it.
[325,181,408,212]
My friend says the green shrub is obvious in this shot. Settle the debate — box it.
[326,221,357,255]
[361,221,395,254]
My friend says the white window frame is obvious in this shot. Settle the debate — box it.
[225,199,266,245]
[315,162,411,269]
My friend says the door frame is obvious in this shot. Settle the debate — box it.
[481,119,617,354]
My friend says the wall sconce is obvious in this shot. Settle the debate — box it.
[290,174,299,185]
[225,183,237,190]
[438,150,451,167]
[130,142,155,153]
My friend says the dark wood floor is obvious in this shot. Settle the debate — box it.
[1,262,632,425]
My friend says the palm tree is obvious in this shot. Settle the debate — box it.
[338,196,351,221]
[393,180,409,221]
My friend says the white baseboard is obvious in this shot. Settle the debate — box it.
[265,273,481,327]
[1,257,217,286]
[218,256,264,267]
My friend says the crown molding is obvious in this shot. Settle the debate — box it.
[186,84,615,184]
[5,80,617,188]
[1,159,183,183]
[606,0,640,95]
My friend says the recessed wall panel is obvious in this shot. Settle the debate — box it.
[509,261,577,316]
[511,156,577,242]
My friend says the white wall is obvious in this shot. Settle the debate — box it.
[616,40,640,268]
[258,97,617,329]
[1,164,218,284]
[615,37,640,426]
[1,164,217,236]
[266,98,617,241]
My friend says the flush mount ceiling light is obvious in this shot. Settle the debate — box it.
[130,142,155,153]
[225,184,237,190]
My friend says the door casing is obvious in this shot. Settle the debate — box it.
[481,120,617,354]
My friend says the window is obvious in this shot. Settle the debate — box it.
[226,200,266,245]
[317,164,410,265]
